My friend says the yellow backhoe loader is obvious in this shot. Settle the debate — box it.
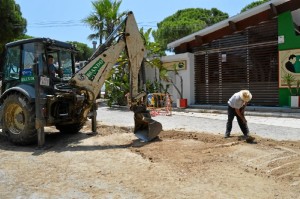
[0,11,162,146]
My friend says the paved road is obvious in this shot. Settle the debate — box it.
[96,105,300,141]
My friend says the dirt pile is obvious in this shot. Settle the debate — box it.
[0,125,299,198]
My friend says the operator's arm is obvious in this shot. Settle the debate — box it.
[235,104,247,123]
[49,65,62,81]
[55,68,63,77]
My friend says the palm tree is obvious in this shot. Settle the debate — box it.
[82,0,125,45]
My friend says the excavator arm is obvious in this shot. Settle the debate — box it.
[70,12,162,141]
[71,12,146,105]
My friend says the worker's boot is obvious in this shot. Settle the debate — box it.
[224,132,230,138]
[243,133,255,143]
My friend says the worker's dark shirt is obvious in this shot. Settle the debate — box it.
[48,64,61,82]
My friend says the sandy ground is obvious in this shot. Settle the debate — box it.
[0,122,300,199]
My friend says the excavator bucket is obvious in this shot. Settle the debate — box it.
[133,111,162,142]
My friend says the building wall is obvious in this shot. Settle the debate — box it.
[278,11,300,106]
[161,53,195,105]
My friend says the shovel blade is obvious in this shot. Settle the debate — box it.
[134,112,162,142]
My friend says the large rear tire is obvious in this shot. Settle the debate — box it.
[55,122,85,134]
[2,94,37,145]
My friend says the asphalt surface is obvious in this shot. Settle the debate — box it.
[96,104,300,141]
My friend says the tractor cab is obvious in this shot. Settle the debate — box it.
[2,38,77,94]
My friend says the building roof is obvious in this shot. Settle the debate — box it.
[167,0,300,50]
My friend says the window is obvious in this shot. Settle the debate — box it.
[4,46,21,80]
[60,51,73,81]
[21,43,36,82]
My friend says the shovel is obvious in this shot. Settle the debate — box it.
[133,108,162,142]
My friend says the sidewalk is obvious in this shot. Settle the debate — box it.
[97,104,300,141]
[176,104,300,119]
[97,98,300,118]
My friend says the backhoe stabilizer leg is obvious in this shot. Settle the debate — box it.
[133,111,162,142]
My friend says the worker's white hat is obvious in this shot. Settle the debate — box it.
[239,90,252,102]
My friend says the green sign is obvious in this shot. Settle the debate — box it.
[21,76,35,82]
[85,58,105,81]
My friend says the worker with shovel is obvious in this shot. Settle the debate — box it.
[224,90,255,143]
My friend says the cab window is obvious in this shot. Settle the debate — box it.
[60,51,73,81]
[4,46,21,80]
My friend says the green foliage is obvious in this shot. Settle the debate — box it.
[283,73,300,96]
[99,16,172,106]
[140,27,172,94]
[0,0,27,67]
[83,0,131,106]
[104,27,170,106]
[240,0,270,13]
[142,28,165,73]
[82,0,126,45]
[153,8,228,50]
[141,27,165,58]
[67,41,93,61]
[145,80,169,93]
[0,0,27,44]
[16,34,33,40]
[104,54,130,106]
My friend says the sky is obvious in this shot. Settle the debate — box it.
[14,0,257,48]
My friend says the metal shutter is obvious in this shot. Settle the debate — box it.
[194,19,278,106]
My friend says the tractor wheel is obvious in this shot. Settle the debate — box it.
[2,94,37,145]
[55,122,85,134]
